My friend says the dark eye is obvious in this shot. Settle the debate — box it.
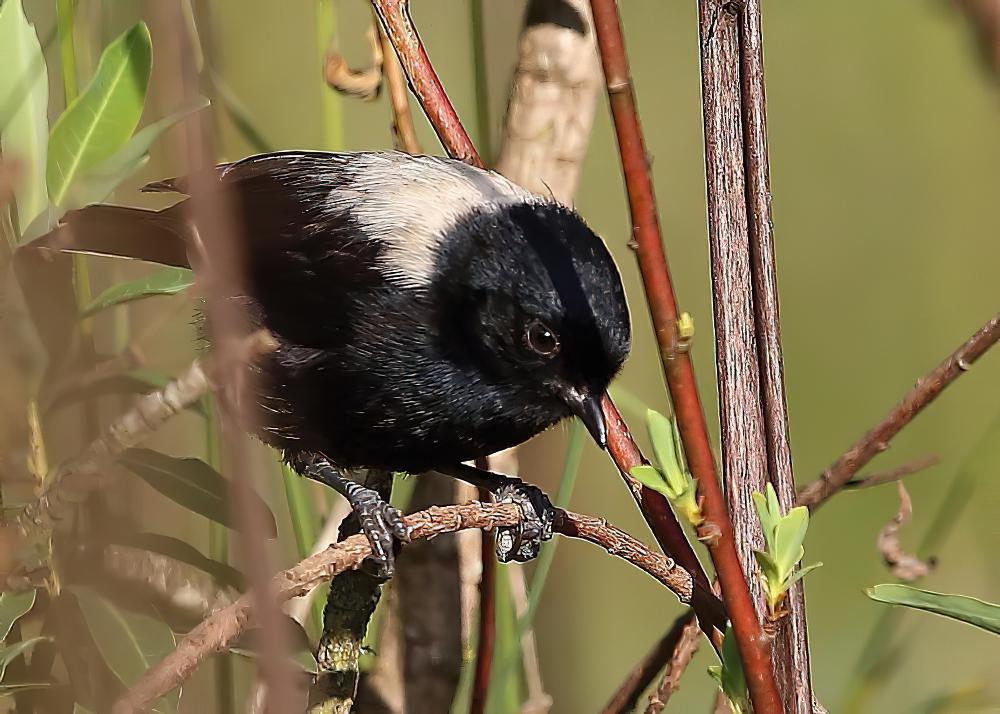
[524,319,560,358]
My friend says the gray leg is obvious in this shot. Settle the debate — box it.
[291,452,410,578]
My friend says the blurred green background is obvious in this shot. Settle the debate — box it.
[18,0,1000,711]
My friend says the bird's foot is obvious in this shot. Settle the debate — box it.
[347,485,411,578]
[492,479,555,563]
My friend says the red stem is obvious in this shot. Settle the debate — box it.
[371,0,480,165]
[588,0,782,710]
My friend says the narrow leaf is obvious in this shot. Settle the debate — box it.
[0,637,48,679]
[645,409,684,484]
[785,562,823,590]
[629,464,672,498]
[47,23,152,208]
[60,98,209,211]
[71,587,178,712]
[0,590,36,641]
[866,584,1000,635]
[0,0,49,237]
[773,506,809,575]
[118,448,277,537]
[80,267,193,317]
[113,532,243,590]
[765,482,781,521]
[751,490,777,553]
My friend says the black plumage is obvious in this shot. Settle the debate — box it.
[36,151,633,573]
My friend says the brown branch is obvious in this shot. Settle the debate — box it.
[375,20,421,154]
[600,610,696,714]
[644,614,702,713]
[589,0,781,709]
[371,0,722,638]
[737,1,814,708]
[112,501,694,714]
[845,455,940,491]
[797,311,1000,510]
[371,0,479,164]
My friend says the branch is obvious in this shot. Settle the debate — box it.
[600,610,696,714]
[112,502,694,714]
[370,0,479,164]
[797,311,1000,510]
[589,0,781,708]
[737,0,814,707]
[644,613,701,714]
[845,455,940,491]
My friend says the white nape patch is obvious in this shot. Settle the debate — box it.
[321,153,535,289]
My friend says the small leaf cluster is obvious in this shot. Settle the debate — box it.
[630,408,703,526]
[752,484,822,613]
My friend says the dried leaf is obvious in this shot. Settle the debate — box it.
[877,482,933,581]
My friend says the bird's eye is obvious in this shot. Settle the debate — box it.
[524,319,560,358]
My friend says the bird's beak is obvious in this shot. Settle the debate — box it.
[564,388,608,450]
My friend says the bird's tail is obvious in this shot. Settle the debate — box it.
[25,203,192,269]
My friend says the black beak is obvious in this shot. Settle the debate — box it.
[566,389,608,450]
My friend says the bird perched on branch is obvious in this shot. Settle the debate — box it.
[31,151,632,576]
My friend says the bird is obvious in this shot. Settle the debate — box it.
[31,150,633,576]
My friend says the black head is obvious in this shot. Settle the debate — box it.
[433,201,631,447]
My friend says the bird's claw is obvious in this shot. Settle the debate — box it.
[492,480,555,563]
[349,486,411,579]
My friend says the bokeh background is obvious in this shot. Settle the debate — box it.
[8,0,1000,711]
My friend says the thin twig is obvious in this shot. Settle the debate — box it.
[589,0,780,708]
[376,19,421,154]
[845,455,940,491]
[600,610,696,714]
[113,501,694,713]
[644,614,701,713]
[371,0,479,164]
[797,312,1000,510]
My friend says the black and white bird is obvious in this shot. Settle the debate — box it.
[35,151,632,575]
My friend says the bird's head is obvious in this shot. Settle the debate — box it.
[431,201,632,448]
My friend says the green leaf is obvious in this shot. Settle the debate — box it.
[80,267,194,317]
[751,490,777,553]
[0,0,49,238]
[773,506,809,575]
[46,368,206,417]
[865,584,1000,636]
[754,550,784,607]
[0,637,48,679]
[113,532,243,590]
[630,464,671,497]
[765,482,781,522]
[118,448,277,537]
[785,562,823,591]
[60,98,209,211]
[0,590,36,641]
[71,586,178,712]
[46,22,152,208]
[711,625,748,714]
[73,705,97,714]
